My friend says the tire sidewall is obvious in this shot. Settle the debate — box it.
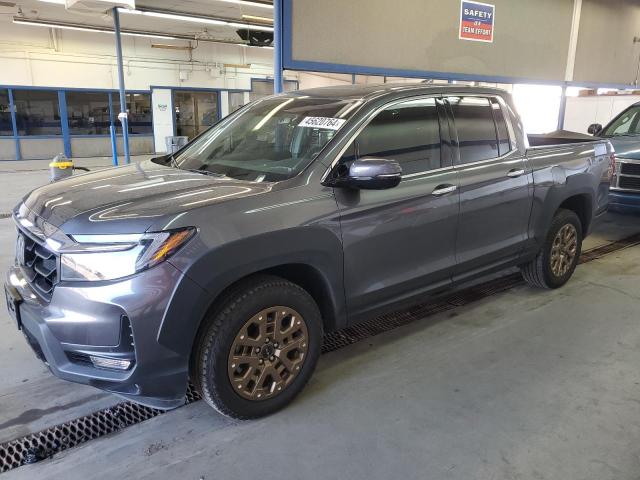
[541,211,583,288]
[201,281,322,418]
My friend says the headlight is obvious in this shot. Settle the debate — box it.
[60,228,195,282]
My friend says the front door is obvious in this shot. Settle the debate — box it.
[334,97,460,320]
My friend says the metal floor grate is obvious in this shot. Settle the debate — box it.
[2,233,640,473]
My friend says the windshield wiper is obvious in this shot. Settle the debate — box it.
[184,167,229,179]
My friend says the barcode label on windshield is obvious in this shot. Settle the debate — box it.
[299,117,346,130]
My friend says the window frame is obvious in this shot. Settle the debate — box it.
[444,94,518,168]
[326,94,452,181]
[12,89,63,137]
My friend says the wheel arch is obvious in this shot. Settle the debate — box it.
[557,193,593,237]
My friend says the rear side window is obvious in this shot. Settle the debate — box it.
[447,96,499,164]
[490,100,512,156]
[350,98,442,174]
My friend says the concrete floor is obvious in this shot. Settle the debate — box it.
[1,159,639,479]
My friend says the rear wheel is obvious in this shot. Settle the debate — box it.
[521,209,583,289]
[192,275,322,419]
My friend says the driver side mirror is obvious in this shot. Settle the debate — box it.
[324,157,402,190]
[587,123,603,136]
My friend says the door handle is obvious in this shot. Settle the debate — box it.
[431,184,457,196]
[507,168,526,178]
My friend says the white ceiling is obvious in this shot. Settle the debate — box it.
[11,0,273,42]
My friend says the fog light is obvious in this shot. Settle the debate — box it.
[89,356,132,370]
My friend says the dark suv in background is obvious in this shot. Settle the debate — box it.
[5,84,612,418]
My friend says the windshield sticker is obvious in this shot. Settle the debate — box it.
[299,117,347,130]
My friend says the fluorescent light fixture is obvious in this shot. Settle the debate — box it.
[13,17,273,47]
[214,0,272,8]
[13,18,179,40]
[120,8,273,32]
[38,0,65,3]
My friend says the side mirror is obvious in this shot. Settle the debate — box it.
[587,123,603,136]
[326,157,402,190]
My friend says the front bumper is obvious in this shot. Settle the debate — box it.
[609,190,640,214]
[5,261,208,409]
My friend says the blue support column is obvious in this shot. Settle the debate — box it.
[273,0,284,94]
[113,8,131,164]
[58,91,72,158]
[8,89,21,161]
[557,84,567,131]
[108,93,118,165]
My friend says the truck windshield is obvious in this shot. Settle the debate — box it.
[172,96,361,182]
[602,105,640,137]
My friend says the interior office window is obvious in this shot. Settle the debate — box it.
[113,93,153,135]
[0,90,12,136]
[349,98,442,175]
[66,91,111,135]
[490,99,512,156]
[447,96,499,164]
[173,91,218,139]
[249,80,297,102]
[13,90,62,136]
[229,92,246,114]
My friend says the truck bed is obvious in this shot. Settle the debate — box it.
[528,129,597,147]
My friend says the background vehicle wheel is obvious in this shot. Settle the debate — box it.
[191,275,322,419]
[521,209,583,289]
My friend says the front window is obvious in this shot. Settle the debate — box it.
[602,106,640,137]
[171,96,361,182]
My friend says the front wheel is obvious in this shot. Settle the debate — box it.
[521,209,583,289]
[191,275,322,419]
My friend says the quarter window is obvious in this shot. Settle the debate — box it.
[447,96,499,164]
[348,98,442,175]
[490,100,512,156]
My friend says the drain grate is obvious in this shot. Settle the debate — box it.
[579,233,640,263]
[0,386,201,473]
[1,234,639,473]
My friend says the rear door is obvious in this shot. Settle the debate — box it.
[335,96,460,319]
[444,95,533,280]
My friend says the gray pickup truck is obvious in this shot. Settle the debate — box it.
[5,85,613,419]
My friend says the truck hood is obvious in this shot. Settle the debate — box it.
[609,137,640,161]
[21,160,273,234]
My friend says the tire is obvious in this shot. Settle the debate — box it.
[191,275,322,419]
[521,209,583,289]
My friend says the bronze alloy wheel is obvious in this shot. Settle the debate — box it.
[228,306,309,401]
[550,223,578,277]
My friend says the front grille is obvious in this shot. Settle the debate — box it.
[17,231,58,302]
[620,162,640,176]
[619,175,640,191]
